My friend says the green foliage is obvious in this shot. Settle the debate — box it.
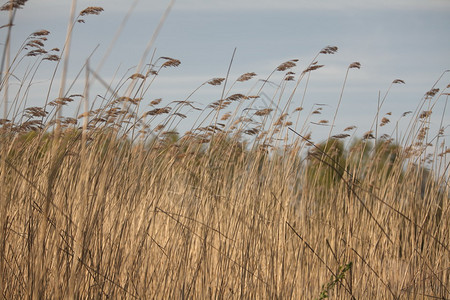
[307,137,406,191]
[317,262,353,300]
[306,138,347,189]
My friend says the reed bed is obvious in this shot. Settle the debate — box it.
[0,1,449,299]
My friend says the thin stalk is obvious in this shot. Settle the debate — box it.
[1,7,15,120]
[328,66,350,140]
[55,0,78,138]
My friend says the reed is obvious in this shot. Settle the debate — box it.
[0,1,448,299]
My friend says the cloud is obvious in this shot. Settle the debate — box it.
[12,0,450,27]
[42,0,445,15]
[134,0,450,13]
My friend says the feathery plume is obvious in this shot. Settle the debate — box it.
[255,108,273,116]
[344,125,356,131]
[130,73,146,80]
[277,60,298,71]
[226,93,248,101]
[1,0,28,11]
[419,111,432,119]
[380,117,390,126]
[161,58,181,68]
[392,79,405,84]
[332,134,350,139]
[363,131,375,139]
[207,78,225,86]
[320,46,338,54]
[302,64,324,74]
[79,7,104,16]
[425,88,439,98]
[237,72,257,82]
[349,62,361,69]
[150,98,162,106]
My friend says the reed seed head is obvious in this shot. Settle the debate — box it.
[425,88,439,98]
[255,108,273,116]
[207,78,225,86]
[43,55,60,61]
[277,60,297,71]
[79,6,104,16]
[380,117,390,126]
[392,79,405,84]
[237,72,257,82]
[1,0,28,10]
[419,111,432,119]
[130,73,146,80]
[344,126,356,131]
[150,98,162,106]
[302,64,324,74]
[161,58,181,68]
[332,133,350,139]
[349,62,361,69]
[363,131,375,139]
[320,45,338,54]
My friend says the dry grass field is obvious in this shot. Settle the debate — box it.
[0,1,449,299]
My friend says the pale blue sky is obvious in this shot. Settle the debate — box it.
[3,0,450,147]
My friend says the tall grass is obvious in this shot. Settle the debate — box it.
[1,1,449,299]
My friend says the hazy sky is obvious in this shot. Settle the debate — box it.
[3,0,450,144]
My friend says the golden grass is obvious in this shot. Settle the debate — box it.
[0,127,448,299]
[0,2,449,299]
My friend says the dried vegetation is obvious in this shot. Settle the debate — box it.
[0,1,449,299]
